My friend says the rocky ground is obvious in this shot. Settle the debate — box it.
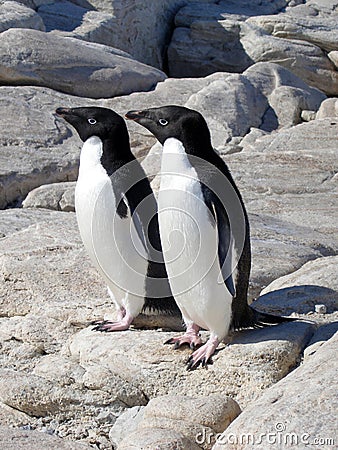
[0,1,337,449]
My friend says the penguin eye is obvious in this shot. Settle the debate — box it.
[158,118,168,126]
[88,118,97,125]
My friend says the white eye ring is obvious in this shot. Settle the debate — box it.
[88,118,96,125]
[159,118,168,126]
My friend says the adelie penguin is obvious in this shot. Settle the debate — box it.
[126,105,294,369]
[55,106,179,331]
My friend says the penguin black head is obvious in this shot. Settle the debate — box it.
[125,105,212,154]
[56,106,128,143]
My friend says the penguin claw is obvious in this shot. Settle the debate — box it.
[186,337,219,370]
[91,319,107,326]
[91,317,133,332]
[163,333,203,349]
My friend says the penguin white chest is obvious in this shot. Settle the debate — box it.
[75,136,147,298]
[158,138,232,336]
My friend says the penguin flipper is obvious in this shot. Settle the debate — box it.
[131,208,149,254]
[204,188,236,297]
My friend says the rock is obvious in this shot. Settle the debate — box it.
[185,63,325,148]
[303,321,338,359]
[301,110,316,121]
[254,256,338,321]
[69,321,315,410]
[168,19,251,77]
[0,369,81,417]
[134,394,241,450]
[247,13,338,52]
[0,28,166,98]
[0,85,83,209]
[0,208,64,237]
[328,50,338,68]
[0,426,92,450]
[0,64,328,209]
[225,117,337,298]
[119,427,200,450]
[37,0,97,33]
[0,1,45,33]
[0,402,32,427]
[0,74,222,208]
[314,304,327,314]
[38,0,198,70]
[305,0,338,16]
[168,3,338,95]
[23,182,76,212]
[316,97,338,119]
[213,331,338,450]
[109,405,145,448]
[240,22,338,95]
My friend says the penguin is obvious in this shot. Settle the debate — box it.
[55,106,179,332]
[126,105,294,369]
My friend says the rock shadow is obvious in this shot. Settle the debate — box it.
[37,1,95,33]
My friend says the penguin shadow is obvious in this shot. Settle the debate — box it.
[228,284,338,346]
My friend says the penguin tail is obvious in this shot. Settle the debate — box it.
[251,307,296,327]
[143,295,181,316]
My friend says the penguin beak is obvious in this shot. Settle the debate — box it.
[55,107,72,118]
[125,110,146,122]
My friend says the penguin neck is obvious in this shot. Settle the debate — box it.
[79,129,134,178]
[100,134,134,177]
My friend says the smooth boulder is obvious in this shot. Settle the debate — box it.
[0,28,166,98]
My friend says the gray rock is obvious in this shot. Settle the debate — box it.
[186,63,325,148]
[316,97,338,119]
[0,28,166,98]
[247,12,338,52]
[136,394,241,450]
[0,208,64,237]
[213,331,338,450]
[0,369,82,416]
[109,405,145,448]
[306,0,338,16]
[254,256,338,321]
[0,74,222,208]
[0,1,45,32]
[69,321,315,410]
[168,4,338,95]
[301,109,316,121]
[240,22,338,95]
[37,0,97,33]
[23,182,76,212]
[303,321,338,359]
[119,427,200,450]
[0,402,32,427]
[328,50,338,68]
[168,18,251,77]
[0,85,83,209]
[40,0,201,70]
[0,426,92,450]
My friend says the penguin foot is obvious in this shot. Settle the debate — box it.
[164,324,202,350]
[164,334,203,350]
[186,336,220,370]
[92,313,133,332]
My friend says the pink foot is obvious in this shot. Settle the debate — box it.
[164,323,202,350]
[92,312,133,332]
[186,335,220,370]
